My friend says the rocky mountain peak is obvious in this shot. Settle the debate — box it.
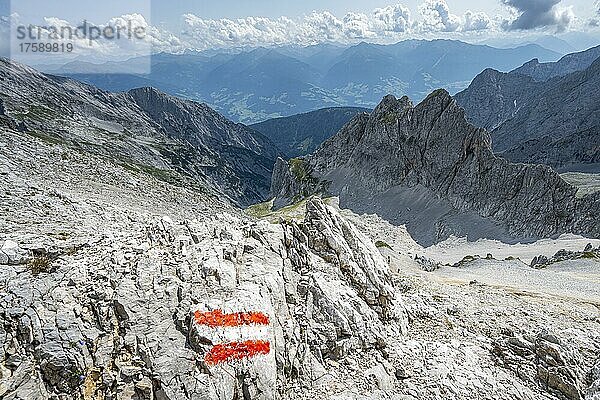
[272,89,600,245]
[371,94,413,115]
[456,50,600,171]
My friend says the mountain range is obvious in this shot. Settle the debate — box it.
[0,58,279,206]
[270,91,600,245]
[250,106,370,157]
[455,45,600,172]
[44,40,560,124]
[2,40,600,400]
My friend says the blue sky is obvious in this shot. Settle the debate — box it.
[3,0,600,57]
[6,0,596,27]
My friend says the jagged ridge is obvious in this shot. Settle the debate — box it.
[271,90,600,245]
[0,58,280,206]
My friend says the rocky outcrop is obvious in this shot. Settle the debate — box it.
[493,330,600,400]
[511,45,600,82]
[0,240,28,265]
[271,90,600,245]
[530,244,600,269]
[0,126,409,399]
[3,115,600,400]
[455,53,600,172]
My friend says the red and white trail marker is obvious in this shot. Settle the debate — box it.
[193,309,271,366]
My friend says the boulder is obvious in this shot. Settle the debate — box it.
[1,241,27,265]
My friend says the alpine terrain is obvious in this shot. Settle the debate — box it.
[49,40,560,123]
[455,46,600,172]
[1,46,600,400]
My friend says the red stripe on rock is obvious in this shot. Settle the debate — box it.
[194,309,270,327]
[204,340,270,365]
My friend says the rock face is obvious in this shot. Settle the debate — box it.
[455,52,600,172]
[0,125,409,399]
[0,240,28,265]
[2,113,600,400]
[251,107,370,158]
[271,91,600,245]
[510,45,600,82]
[0,58,280,206]
[493,330,600,400]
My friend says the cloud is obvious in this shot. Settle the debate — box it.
[372,4,412,32]
[183,5,414,49]
[418,0,461,32]
[463,11,492,32]
[590,1,600,27]
[501,0,574,32]
[160,2,494,51]
[4,13,183,65]
[3,3,499,59]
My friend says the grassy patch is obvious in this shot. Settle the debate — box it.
[245,199,274,218]
[245,197,313,223]
[379,111,398,125]
[25,130,69,146]
[289,158,313,182]
[580,252,599,259]
[375,240,391,249]
[119,161,182,185]
[28,255,54,276]
[11,105,60,122]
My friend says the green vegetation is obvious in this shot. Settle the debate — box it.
[375,240,392,249]
[28,255,54,276]
[580,252,599,259]
[289,158,313,182]
[288,158,323,204]
[245,196,335,223]
[119,161,183,185]
[459,255,477,264]
[12,104,60,122]
[245,199,274,218]
[25,130,68,146]
[379,111,399,125]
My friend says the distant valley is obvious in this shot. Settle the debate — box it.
[43,40,560,124]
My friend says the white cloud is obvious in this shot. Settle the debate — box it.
[372,4,412,33]
[342,12,375,39]
[501,0,574,33]
[418,0,461,32]
[182,5,414,48]
[590,1,600,27]
[9,1,593,59]
[463,11,492,32]
[179,2,497,49]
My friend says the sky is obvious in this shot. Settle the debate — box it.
[2,0,600,61]
[3,0,595,24]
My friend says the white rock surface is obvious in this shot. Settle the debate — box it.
[1,125,599,400]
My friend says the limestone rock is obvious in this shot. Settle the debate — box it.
[493,330,599,400]
[271,90,600,245]
[1,241,27,265]
[455,52,600,171]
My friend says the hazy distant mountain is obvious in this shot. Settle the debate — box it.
[251,106,370,158]
[456,47,600,172]
[47,40,560,124]
[483,35,576,55]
